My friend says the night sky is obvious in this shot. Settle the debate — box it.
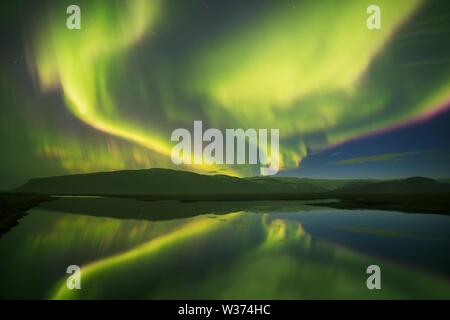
[1,0,450,189]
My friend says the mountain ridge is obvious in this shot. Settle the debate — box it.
[15,168,327,195]
[14,168,450,196]
[334,176,450,194]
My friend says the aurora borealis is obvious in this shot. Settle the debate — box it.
[1,0,450,188]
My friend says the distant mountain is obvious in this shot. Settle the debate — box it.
[15,168,327,195]
[334,177,450,194]
[13,169,450,197]
[302,178,378,191]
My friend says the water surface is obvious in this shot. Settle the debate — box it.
[0,198,449,299]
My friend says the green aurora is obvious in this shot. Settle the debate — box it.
[1,0,450,187]
[1,206,449,299]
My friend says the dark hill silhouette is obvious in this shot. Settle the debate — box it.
[5,170,450,215]
[334,177,450,194]
[15,168,327,195]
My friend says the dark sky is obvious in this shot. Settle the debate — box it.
[278,108,450,179]
[1,0,450,189]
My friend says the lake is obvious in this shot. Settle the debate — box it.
[0,197,449,299]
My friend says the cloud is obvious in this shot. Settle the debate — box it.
[332,150,436,165]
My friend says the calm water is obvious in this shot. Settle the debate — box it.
[0,197,449,299]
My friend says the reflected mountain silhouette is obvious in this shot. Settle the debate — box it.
[38,197,333,221]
